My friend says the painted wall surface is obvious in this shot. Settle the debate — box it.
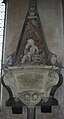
[0,0,64,119]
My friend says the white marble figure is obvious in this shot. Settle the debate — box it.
[22,39,39,64]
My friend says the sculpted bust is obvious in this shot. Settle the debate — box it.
[21,39,39,64]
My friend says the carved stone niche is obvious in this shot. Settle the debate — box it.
[2,0,63,119]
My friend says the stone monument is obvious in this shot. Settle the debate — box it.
[1,0,63,119]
